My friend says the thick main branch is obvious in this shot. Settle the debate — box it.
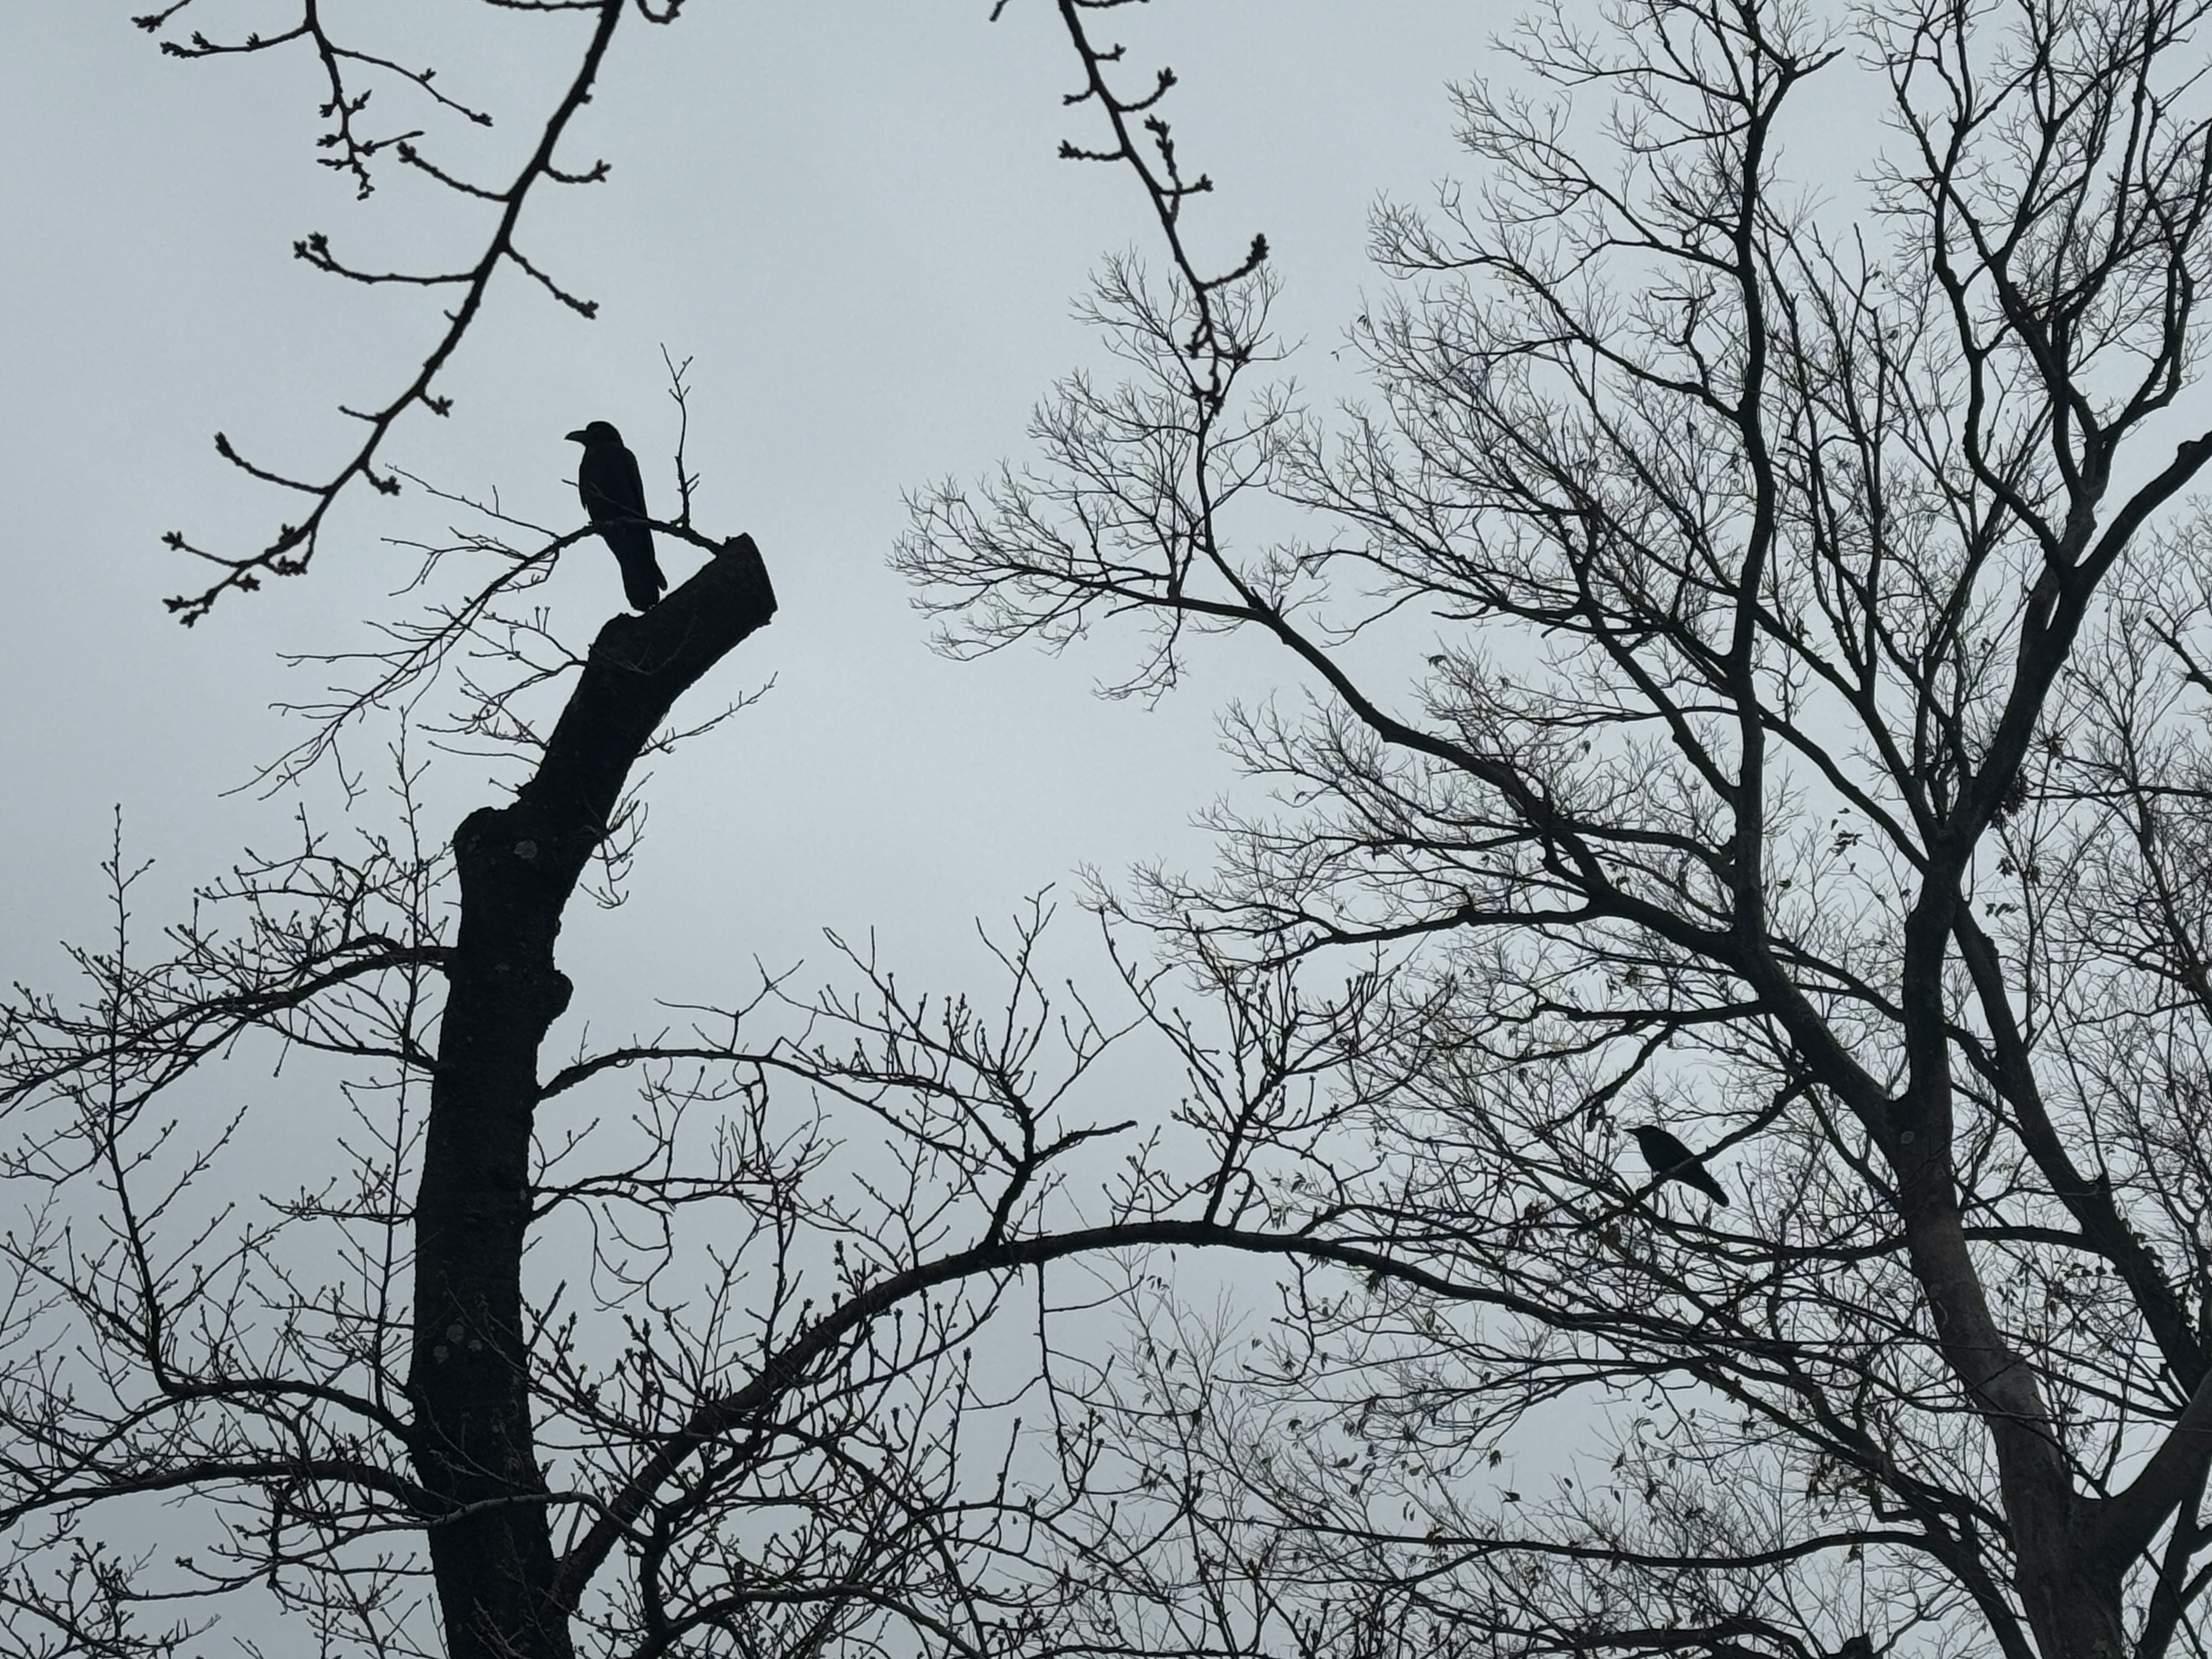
[407,538,776,1659]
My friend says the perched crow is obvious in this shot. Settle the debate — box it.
[566,421,666,612]
[1631,1124,1730,1206]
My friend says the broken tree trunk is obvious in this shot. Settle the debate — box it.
[408,537,776,1659]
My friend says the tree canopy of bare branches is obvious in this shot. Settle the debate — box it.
[900,0,2212,1653]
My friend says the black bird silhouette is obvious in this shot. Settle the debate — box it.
[566,421,666,612]
[1631,1125,1730,1206]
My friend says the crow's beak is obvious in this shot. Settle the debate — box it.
[564,429,588,443]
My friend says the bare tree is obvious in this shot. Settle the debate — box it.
[0,482,1442,1659]
[900,0,2212,1653]
[7,10,1416,1659]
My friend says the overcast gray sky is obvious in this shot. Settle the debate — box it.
[0,2,1487,1017]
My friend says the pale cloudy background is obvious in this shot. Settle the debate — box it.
[0,1,1483,1009]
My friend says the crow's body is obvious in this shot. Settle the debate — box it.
[566,421,666,611]
[1631,1125,1730,1206]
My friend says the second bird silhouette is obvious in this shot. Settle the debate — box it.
[1631,1125,1731,1207]
[566,421,667,612]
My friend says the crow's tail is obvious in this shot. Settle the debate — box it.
[617,548,668,613]
[1683,1164,1731,1207]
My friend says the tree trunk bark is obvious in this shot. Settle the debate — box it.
[2016,1548,2125,1659]
[408,538,776,1659]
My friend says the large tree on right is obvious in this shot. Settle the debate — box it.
[906,0,2212,1651]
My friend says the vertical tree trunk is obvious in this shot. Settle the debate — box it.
[2017,1549,2124,1659]
[408,539,776,1659]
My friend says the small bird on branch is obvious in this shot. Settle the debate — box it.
[566,421,667,612]
[1631,1124,1730,1206]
